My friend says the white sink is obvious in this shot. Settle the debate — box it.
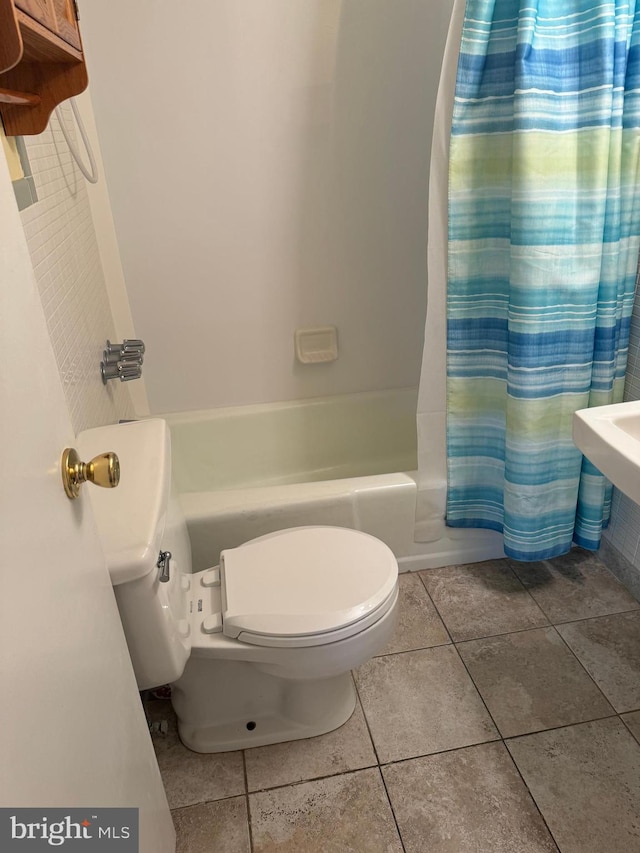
[573,400,640,504]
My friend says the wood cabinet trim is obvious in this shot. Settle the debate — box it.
[0,2,22,73]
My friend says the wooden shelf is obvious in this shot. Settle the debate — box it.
[0,86,40,106]
[0,0,87,136]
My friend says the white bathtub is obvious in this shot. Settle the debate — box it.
[162,389,503,573]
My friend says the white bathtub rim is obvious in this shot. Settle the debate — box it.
[179,470,505,571]
[180,470,420,514]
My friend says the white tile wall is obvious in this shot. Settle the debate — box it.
[18,103,134,433]
[603,269,640,572]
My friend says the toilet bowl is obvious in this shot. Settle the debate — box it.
[78,419,399,752]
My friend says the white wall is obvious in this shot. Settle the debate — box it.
[80,0,454,414]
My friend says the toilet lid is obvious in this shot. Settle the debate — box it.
[220,527,398,643]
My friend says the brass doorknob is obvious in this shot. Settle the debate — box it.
[61,447,120,499]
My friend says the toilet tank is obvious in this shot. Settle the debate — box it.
[77,419,192,689]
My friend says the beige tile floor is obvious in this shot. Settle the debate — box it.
[147,548,640,852]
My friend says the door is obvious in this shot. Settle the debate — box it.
[0,147,174,849]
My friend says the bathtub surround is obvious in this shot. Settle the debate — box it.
[18,101,135,432]
[79,0,455,413]
[74,90,150,418]
[415,0,464,541]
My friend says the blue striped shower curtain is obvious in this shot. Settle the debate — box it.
[446,0,640,560]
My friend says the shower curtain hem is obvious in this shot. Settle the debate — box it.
[446,517,602,561]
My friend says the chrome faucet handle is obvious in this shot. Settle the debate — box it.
[100,357,143,384]
[122,339,145,356]
[104,339,145,359]
[104,339,124,356]
[104,350,143,366]
[103,348,124,365]
[118,359,143,381]
[101,360,119,383]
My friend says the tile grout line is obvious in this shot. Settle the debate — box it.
[377,737,501,768]
[621,713,640,745]
[452,619,620,722]
[372,712,624,771]
[500,713,630,853]
[546,624,618,714]
[241,750,255,853]
[421,568,623,741]
[408,576,536,758]
[352,674,383,767]
[416,559,638,717]
[219,710,637,801]
[495,558,566,626]
[499,744,562,853]
[445,622,550,644]
[354,596,407,852]
[411,571,453,644]
[244,762,379,796]
[506,554,640,624]
[552,605,640,629]
[501,713,621,745]
[528,552,640,716]
[415,585,507,741]
[375,639,452,659]
[239,764,393,797]
[417,557,552,627]
[415,565,556,643]
[375,765,407,853]
[352,672,409,848]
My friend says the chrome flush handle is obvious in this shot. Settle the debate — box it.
[157,550,172,583]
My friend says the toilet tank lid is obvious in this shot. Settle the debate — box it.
[220,526,398,639]
[76,419,171,586]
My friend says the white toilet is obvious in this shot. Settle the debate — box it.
[78,419,398,753]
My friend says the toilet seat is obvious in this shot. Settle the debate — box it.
[220,526,398,648]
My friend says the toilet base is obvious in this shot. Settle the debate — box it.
[171,659,357,753]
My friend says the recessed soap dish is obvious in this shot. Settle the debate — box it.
[295,326,338,364]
